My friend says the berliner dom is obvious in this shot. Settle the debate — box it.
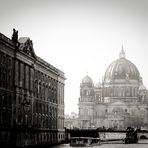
[79,47,148,130]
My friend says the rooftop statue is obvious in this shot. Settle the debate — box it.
[11,28,18,42]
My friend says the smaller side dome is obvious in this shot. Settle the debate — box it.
[139,84,146,91]
[82,75,93,84]
[95,82,102,88]
[81,75,94,87]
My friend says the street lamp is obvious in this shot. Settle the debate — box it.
[22,98,30,126]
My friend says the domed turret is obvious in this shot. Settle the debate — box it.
[104,47,140,83]
[139,85,146,91]
[81,75,94,87]
[95,82,102,88]
[139,77,146,90]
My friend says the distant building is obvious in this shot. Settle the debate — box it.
[64,112,79,129]
[0,31,65,147]
[79,47,148,130]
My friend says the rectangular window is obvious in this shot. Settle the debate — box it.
[20,62,24,87]
[25,65,29,89]
[15,60,19,86]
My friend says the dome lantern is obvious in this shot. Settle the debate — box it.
[119,45,126,59]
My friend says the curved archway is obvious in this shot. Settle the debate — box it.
[140,135,147,139]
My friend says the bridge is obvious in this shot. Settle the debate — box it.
[99,130,148,140]
[65,128,148,142]
[138,131,148,139]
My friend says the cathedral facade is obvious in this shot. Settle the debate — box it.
[79,48,148,130]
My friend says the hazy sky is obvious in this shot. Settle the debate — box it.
[1,0,148,114]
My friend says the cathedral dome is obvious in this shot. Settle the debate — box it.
[81,75,94,87]
[104,48,140,83]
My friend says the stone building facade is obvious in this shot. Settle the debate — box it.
[79,48,148,130]
[0,32,65,147]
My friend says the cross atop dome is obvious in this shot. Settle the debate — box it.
[119,45,126,58]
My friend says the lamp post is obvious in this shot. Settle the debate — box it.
[23,98,30,125]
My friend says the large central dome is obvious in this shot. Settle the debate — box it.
[104,48,140,83]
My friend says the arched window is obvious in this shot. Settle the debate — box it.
[115,87,118,96]
[135,87,138,96]
[126,87,130,97]
[132,87,134,97]
[119,87,121,97]
[86,90,89,96]
[105,109,108,113]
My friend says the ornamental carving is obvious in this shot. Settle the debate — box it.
[22,97,31,113]
[18,37,36,58]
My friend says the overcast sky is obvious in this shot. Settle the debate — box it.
[1,0,148,114]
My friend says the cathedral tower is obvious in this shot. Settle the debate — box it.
[79,75,94,128]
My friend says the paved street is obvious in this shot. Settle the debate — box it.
[52,140,148,148]
[53,144,148,148]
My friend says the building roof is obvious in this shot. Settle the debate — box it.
[104,49,140,83]
[18,37,30,43]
